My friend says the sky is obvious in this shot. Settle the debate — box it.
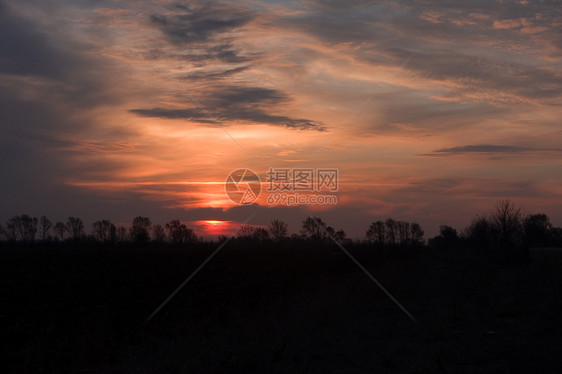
[1,0,561,239]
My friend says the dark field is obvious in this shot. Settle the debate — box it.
[2,245,562,373]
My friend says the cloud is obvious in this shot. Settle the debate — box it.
[149,6,254,45]
[147,4,256,64]
[276,0,562,107]
[130,107,325,130]
[493,18,530,29]
[183,65,250,80]
[0,1,146,222]
[130,86,326,130]
[394,177,544,199]
[433,144,530,154]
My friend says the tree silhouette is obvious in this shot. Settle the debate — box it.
[40,216,52,242]
[366,221,386,247]
[268,219,288,242]
[237,225,255,240]
[54,221,67,241]
[385,218,397,246]
[301,216,327,241]
[66,217,85,241]
[490,199,523,250]
[367,219,423,248]
[463,215,493,249]
[152,224,166,243]
[165,219,195,245]
[130,216,151,244]
[6,215,38,242]
[115,226,128,243]
[92,220,112,244]
[397,221,411,246]
[252,227,269,241]
[4,217,19,241]
[333,228,347,243]
[410,222,424,246]
[433,225,459,248]
[523,213,551,247]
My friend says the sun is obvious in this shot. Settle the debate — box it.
[195,220,232,236]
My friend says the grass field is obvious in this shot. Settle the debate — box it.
[2,244,562,373]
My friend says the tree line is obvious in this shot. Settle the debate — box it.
[1,200,560,254]
[431,199,562,252]
[0,215,196,246]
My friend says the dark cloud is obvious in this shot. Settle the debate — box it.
[0,3,87,80]
[206,44,252,63]
[149,6,254,44]
[214,87,287,105]
[154,43,252,65]
[183,65,250,80]
[130,107,324,131]
[144,4,325,130]
[148,4,256,66]
[434,144,530,154]
[130,86,326,130]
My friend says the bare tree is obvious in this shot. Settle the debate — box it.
[54,221,67,241]
[385,218,397,246]
[252,227,269,241]
[301,216,327,240]
[166,219,196,245]
[6,215,38,242]
[130,216,151,244]
[463,215,492,249]
[5,215,37,242]
[333,229,346,243]
[366,221,386,247]
[397,221,411,245]
[268,219,288,242]
[116,226,128,243]
[410,222,424,245]
[490,199,523,249]
[153,224,166,243]
[7,216,23,241]
[22,215,38,242]
[92,219,112,244]
[4,217,19,241]
[66,217,85,241]
[109,223,117,244]
[40,216,52,242]
[237,225,255,239]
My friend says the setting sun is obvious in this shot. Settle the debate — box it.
[195,220,233,237]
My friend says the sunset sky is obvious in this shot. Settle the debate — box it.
[1,0,561,238]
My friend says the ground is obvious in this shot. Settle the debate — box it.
[1,244,562,373]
